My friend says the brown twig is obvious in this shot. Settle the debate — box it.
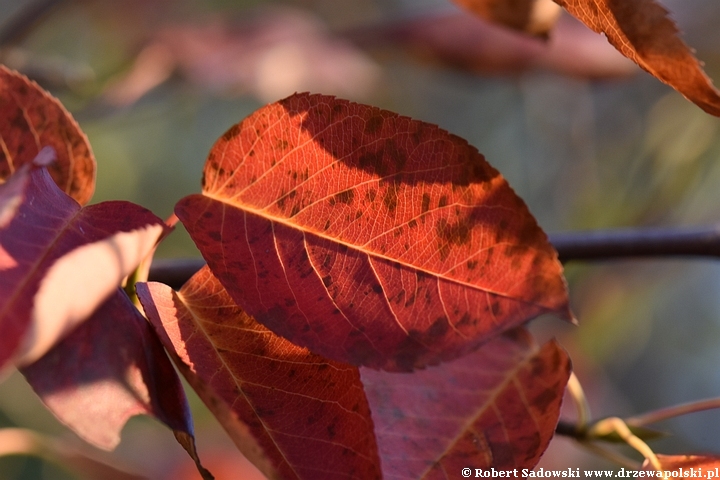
[147,225,720,288]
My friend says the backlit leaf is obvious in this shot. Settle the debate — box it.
[137,267,381,480]
[0,65,96,204]
[0,164,165,371]
[176,93,571,371]
[452,0,561,37]
[21,289,211,480]
[361,328,571,477]
[552,0,720,116]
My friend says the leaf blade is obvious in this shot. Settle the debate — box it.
[177,93,571,371]
[21,288,212,480]
[361,328,571,477]
[137,267,382,480]
[553,0,720,116]
[0,66,95,204]
[0,165,165,370]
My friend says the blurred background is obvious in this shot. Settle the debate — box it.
[2,0,720,478]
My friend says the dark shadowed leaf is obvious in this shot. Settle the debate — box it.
[21,289,212,479]
[176,93,571,371]
[137,267,381,480]
[0,164,165,371]
[0,65,96,204]
[452,0,561,37]
[361,328,571,476]
[553,0,720,116]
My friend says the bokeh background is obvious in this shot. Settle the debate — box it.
[2,0,720,478]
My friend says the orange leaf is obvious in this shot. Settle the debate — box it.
[553,0,720,116]
[176,93,571,371]
[643,454,720,474]
[362,328,571,476]
[452,0,562,37]
[0,66,96,204]
[137,267,382,480]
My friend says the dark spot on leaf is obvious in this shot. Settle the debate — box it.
[457,312,473,327]
[324,220,331,231]
[371,283,383,294]
[334,189,354,205]
[366,189,377,202]
[467,260,478,270]
[208,231,221,241]
[322,275,333,287]
[421,193,431,213]
[222,124,240,141]
[365,114,384,134]
[438,196,448,208]
[383,184,398,212]
[408,219,417,229]
[327,423,336,439]
[290,204,301,217]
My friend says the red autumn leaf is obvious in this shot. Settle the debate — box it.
[136,266,382,480]
[176,93,571,371]
[0,162,166,371]
[642,454,720,474]
[452,0,561,37]
[0,65,96,204]
[361,328,571,476]
[21,288,211,480]
[552,0,720,116]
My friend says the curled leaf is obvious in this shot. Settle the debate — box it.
[176,93,571,371]
[137,267,381,480]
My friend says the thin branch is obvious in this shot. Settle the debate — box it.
[149,258,205,289]
[147,225,720,288]
[626,397,720,427]
[549,226,720,262]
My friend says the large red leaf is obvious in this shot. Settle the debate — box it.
[361,328,571,477]
[21,288,211,480]
[0,163,166,371]
[552,0,720,116]
[0,65,96,204]
[137,267,382,480]
[176,93,571,371]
